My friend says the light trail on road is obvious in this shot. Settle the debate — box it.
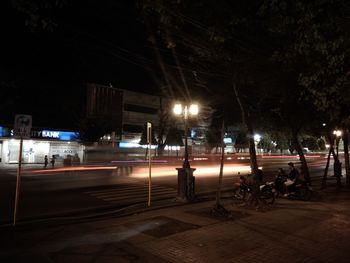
[130,164,259,178]
[27,166,118,174]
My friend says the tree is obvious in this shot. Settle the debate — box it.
[271,132,289,154]
[214,119,230,215]
[140,0,350,186]
[205,110,224,153]
[234,130,249,153]
[164,126,184,156]
[302,136,320,151]
[260,0,350,186]
[11,0,66,32]
[257,133,274,153]
[156,96,170,156]
[140,0,277,175]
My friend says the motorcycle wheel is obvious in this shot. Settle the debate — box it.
[260,189,275,205]
[232,188,246,205]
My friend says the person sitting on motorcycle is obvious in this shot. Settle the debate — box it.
[234,175,249,189]
[234,175,250,201]
[284,162,300,196]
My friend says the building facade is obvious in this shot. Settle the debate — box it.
[87,83,212,155]
[0,126,84,164]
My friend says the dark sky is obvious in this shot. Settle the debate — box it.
[0,0,160,127]
[2,0,156,86]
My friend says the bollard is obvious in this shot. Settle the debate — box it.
[176,167,196,202]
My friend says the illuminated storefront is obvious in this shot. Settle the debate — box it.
[0,126,84,164]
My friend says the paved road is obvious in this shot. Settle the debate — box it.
[1,186,349,263]
[83,182,177,205]
[0,155,330,224]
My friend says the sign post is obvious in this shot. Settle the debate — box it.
[147,122,152,207]
[13,114,32,226]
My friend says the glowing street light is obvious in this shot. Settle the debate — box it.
[173,103,199,168]
[254,134,261,154]
[333,129,342,156]
[188,104,199,115]
[173,104,182,115]
[254,134,261,142]
[333,130,342,137]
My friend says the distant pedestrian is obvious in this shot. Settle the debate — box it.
[51,155,55,168]
[44,155,48,168]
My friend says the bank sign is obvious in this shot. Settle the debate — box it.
[0,126,80,141]
[32,130,80,141]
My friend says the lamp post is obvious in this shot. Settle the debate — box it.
[173,103,198,201]
[333,129,342,156]
[173,103,198,168]
[254,134,261,155]
[333,129,342,187]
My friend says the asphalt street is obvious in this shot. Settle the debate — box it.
[0,155,329,224]
[0,184,349,263]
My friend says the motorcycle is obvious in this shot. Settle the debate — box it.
[287,181,313,201]
[274,175,313,201]
[259,182,276,205]
[232,181,275,205]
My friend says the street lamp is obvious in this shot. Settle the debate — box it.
[254,134,261,154]
[333,130,342,137]
[173,103,199,168]
[332,129,343,187]
[333,129,342,156]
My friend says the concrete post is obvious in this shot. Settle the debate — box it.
[176,167,196,202]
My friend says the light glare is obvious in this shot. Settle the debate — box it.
[173,104,182,115]
[189,104,199,115]
[254,134,261,141]
[333,130,342,137]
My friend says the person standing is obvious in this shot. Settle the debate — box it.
[51,155,56,168]
[44,155,48,168]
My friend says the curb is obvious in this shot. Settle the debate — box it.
[0,195,215,229]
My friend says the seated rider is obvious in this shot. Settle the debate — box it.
[239,175,249,190]
[234,175,251,201]
[275,168,287,194]
[284,162,300,196]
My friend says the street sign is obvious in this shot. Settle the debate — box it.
[147,122,152,143]
[147,122,152,207]
[13,114,32,138]
[13,114,32,225]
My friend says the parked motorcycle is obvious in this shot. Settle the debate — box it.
[259,182,276,205]
[232,181,276,205]
[287,182,313,201]
[274,175,313,201]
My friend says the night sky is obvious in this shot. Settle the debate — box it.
[0,0,158,128]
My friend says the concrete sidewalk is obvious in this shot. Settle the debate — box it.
[1,187,350,263]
